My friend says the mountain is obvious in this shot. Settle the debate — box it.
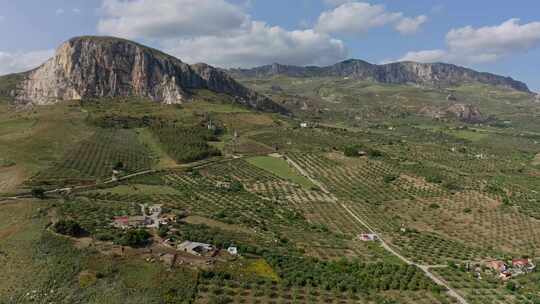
[6,36,286,113]
[228,60,531,93]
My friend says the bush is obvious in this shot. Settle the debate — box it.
[426,175,443,184]
[367,148,384,158]
[383,175,398,183]
[343,145,360,157]
[31,188,46,199]
[54,220,85,237]
[119,229,151,247]
[229,180,244,192]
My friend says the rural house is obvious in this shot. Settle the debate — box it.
[177,241,215,256]
[358,233,379,241]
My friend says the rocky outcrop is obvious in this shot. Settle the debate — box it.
[420,103,485,123]
[13,36,286,113]
[229,60,531,93]
[445,104,485,123]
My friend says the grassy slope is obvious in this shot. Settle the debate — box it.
[246,155,314,188]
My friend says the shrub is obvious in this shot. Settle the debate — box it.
[31,188,46,199]
[367,148,384,158]
[119,229,151,247]
[54,219,85,237]
[383,175,398,183]
[343,145,360,157]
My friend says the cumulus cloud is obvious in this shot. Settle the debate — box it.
[0,49,54,75]
[316,2,427,35]
[98,0,249,39]
[446,18,540,60]
[395,15,428,35]
[164,22,347,68]
[397,49,448,63]
[97,0,347,67]
[322,0,354,6]
[393,19,540,64]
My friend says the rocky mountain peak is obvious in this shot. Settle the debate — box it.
[12,36,287,113]
[228,59,531,93]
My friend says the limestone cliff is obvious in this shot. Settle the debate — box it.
[13,36,286,113]
[229,60,531,93]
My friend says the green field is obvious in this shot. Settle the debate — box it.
[1,76,540,303]
[246,155,315,188]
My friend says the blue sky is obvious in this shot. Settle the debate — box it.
[0,0,539,91]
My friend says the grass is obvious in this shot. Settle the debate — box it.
[245,259,280,282]
[246,155,315,188]
[182,215,254,234]
[136,128,177,169]
[91,184,181,195]
[0,200,48,299]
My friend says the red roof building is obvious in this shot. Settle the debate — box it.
[512,259,530,268]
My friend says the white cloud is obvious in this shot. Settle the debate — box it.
[446,18,540,59]
[395,15,427,35]
[55,8,65,15]
[97,0,347,67]
[164,21,347,68]
[397,49,448,63]
[0,16,5,22]
[322,0,354,6]
[98,0,249,39]
[72,8,81,14]
[316,2,427,35]
[393,19,540,65]
[0,49,54,75]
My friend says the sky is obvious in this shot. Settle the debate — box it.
[0,0,539,91]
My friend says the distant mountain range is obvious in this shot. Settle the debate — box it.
[228,60,531,93]
[0,36,287,113]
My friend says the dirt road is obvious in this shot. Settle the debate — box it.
[285,156,469,304]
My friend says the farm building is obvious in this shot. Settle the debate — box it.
[227,246,238,255]
[485,260,507,272]
[149,204,162,214]
[177,241,215,256]
[512,258,536,271]
[358,233,379,241]
[112,216,150,229]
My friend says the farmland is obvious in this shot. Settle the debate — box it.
[0,80,539,304]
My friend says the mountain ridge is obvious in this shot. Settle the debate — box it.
[7,36,288,114]
[228,60,531,93]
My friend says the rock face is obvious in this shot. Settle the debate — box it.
[445,104,485,123]
[14,36,286,113]
[229,60,531,93]
[420,103,485,123]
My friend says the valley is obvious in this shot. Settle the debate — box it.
[0,36,539,304]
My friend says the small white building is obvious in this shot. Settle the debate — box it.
[227,246,238,255]
[300,122,309,128]
[358,233,379,241]
[149,204,162,215]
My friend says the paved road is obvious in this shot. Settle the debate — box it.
[285,156,469,304]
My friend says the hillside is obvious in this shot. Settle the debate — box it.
[6,36,287,113]
[229,60,531,93]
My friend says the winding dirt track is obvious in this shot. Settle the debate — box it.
[286,156,469,304]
